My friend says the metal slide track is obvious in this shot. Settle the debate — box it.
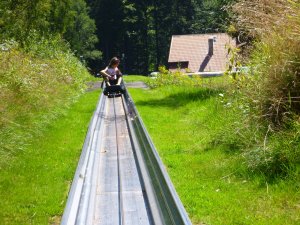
[61,87,192,225]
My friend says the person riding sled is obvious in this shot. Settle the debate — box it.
[100,57,122,86]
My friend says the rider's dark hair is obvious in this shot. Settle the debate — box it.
[108,57,120,68]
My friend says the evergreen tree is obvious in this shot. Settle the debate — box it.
[86,0,235,74]
[64,0,101,62]
[89,0,124,68]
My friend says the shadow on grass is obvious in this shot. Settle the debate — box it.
[135,88,221,108]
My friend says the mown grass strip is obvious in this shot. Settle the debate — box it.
[0,89,100,225]
[128,78,300,225]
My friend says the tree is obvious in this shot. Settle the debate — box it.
[86,0,235,74]
[64,0,101,63]
[88,0,124,67]
[0,0,101,66]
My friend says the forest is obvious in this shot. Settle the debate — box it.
[0,0,235,74]
[86,0,235,74]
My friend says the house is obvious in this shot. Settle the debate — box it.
[168,33,236,73]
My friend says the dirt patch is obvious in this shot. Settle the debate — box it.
[125,81,149,89]
[86,81,102,92]
[86,81,149,92]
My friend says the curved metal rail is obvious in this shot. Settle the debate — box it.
[61,87,192,225]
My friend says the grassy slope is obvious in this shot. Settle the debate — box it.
[128,82,300,224]
[0,90,100,225]
[0,74,298,224]
[0,42,90,166]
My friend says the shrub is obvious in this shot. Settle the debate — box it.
[146,66,204,88]
[220,0,300,178]
[230,0,300,126]
[0,38,90,165]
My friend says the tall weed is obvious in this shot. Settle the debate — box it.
[220,0,300,178]
[146,66,226,90]
[0,38,90,166]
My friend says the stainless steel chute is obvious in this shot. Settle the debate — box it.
[61,86,192,225]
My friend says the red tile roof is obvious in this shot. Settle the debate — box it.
[168,33,236,72]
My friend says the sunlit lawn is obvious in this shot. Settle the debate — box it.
[0,75,298,225]
[0,90,100,225]
[128,81,300,225]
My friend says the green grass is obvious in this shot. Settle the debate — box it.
[1,73,298,224]
[0,40,91,164]
[128,81,300,224]
[0,90,100,225]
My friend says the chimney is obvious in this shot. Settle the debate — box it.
[208,37,214,55]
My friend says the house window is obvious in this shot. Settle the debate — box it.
[168,61,189,70]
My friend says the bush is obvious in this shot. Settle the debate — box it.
[0,38,90,165]
[146,66,204,88]
[219,0,300,178]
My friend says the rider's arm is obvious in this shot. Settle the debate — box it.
[116,68,122,85]
[116,67,122,76]
[117,76,122,85]
[100,67,111,79]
